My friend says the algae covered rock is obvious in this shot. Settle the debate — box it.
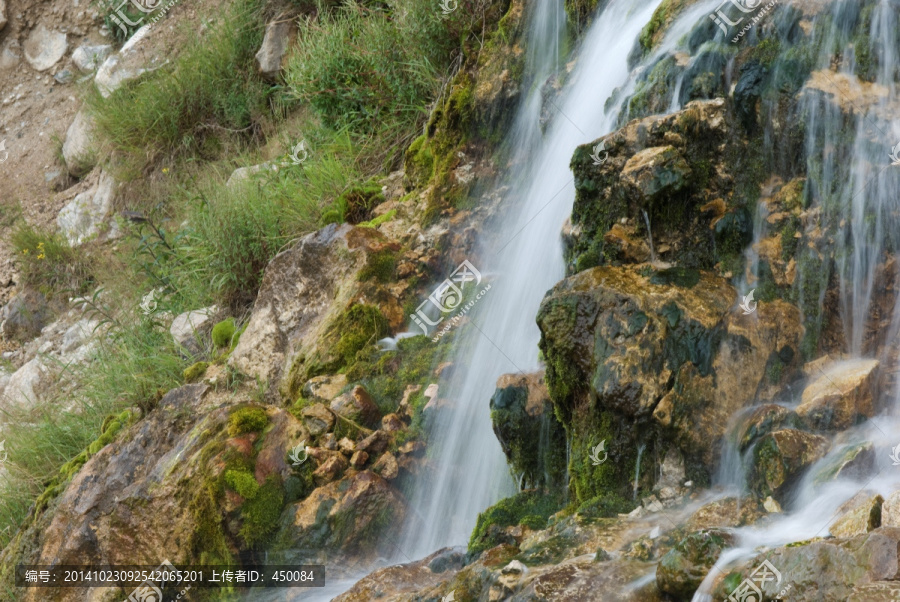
[489,371,566,489]
[748,428,829,501]
[656,528,734,599]
[796,358,879,431]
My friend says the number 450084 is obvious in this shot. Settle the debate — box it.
[272,570,315,582]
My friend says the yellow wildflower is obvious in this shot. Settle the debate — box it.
[37,253,46,260]
[21,248,28,255]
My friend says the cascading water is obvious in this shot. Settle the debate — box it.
[397,0,666,561]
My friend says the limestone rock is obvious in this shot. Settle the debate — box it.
[621,145,691,203]
[301,403,336,436]
[23,25,67,71]
[714,528,900,601]
[349,450,368,469]
[255,19,295,79]
[61,109,97,177]
[333,547,462,600]
[0,288,52,342]
[337,437,356,455]
[0,356,51,409]
[312,452,348,485]
[71,44,113,72]
[381,413,403,432]
[57,172,116,245]
[882,491,900,528]
[749,428,830,500]
[0,0,6,32]
[330,385,380,428]
[357,430,390,456]
[94,25,166,97]
[686,497,765,531]
[302,374,348,403]
[812,442,876,485]
[225,162,277,187]
[656,529,734,599]
[796,358,879,431]
[371,452,398,481]
[830,492,883,538]
[287,471,405,560]
[169,306,216,354]
[733,403,802,451]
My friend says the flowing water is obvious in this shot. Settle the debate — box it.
[397,0,667,560]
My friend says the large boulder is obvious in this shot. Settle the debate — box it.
[61,109,97,177]
[285,470,406,566]
[228,224,396,401]
[748,428,829,501]
[537,264,801,502]
[23,25,67,71]
[56,172,116,245]
[7,385,311,602]
[714,528,900,601]
[0,288,52,342]
[796,358,879,431]
[489,371,566,489]
[255,18,295,79]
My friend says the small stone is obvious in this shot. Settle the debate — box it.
[349,450,368,469]
[501,560,527,575]
[763,496,782,513]
[594,548,611,562]
[320,433,337,451]
[255,19,295,79]
[381,413,403,432]
[301,403,336,437]
[312,453,348,485]
[24,25,68,71]
[372,452,398,480]
[658,486,676,500]
[399,440,425,456]
[330,385,380,427]
[357,430,390,456]
[337,437,356,455]
[53,69,73,84]
[71,44,112,72]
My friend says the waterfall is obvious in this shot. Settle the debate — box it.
[395,0,669,560]
[633,443,646,501]
[641,210,656,264]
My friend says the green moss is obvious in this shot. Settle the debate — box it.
[649,267,701,288]
[338,183,385,224]
[357,209,397,228]
[212,318,236,348]
[239,476,284,548]
[183,361,210,383]
[468,491,565,555]
[332,304,391,372]
[224,468,260,499]
[404,134,435,189]
[565,0,599,34]
[358,250,398,283]
[228,405,269,436]
[575,494,634,522]
[190,482,233,564]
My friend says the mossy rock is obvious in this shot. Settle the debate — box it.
[183,361,209,383]
[468,491,565,555]
[657,528,734,599]
[228,405,269,436]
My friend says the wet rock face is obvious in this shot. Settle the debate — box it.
[748,428,830,501]
[656,528,734,599]
[567,99,753,274]
[796,358,879,431]
[489,371,567,489]
[714,527,900,602]
[537,263,802,501]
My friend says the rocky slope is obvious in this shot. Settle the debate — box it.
[3,0,900,600]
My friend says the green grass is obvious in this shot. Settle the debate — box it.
[87,0,274,174]
[9,223,93,297]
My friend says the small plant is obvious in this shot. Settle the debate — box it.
[10,223,93,296]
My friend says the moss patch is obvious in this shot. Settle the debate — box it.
[468,491,565,555]
[212,318,236,348]
[228,405,269,437]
